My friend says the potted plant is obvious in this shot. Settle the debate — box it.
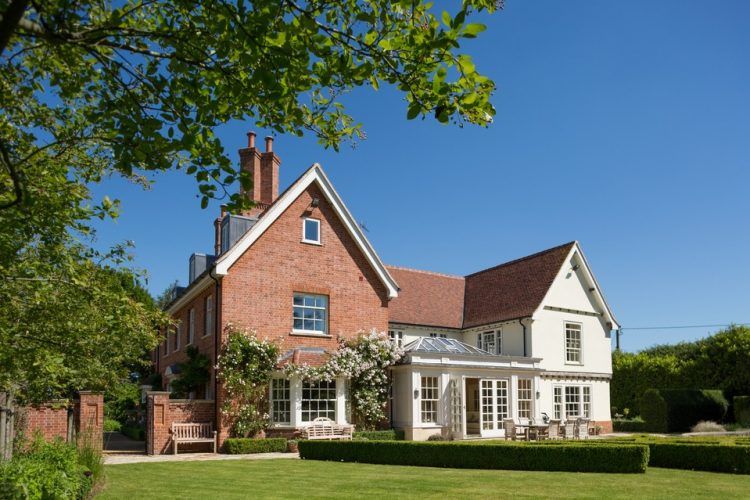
[287,439,299,453]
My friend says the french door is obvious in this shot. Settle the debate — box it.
[480,379,509,437]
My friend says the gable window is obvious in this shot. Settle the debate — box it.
[293,293,328,334]
[429,333,447,338]
[517,378,533,420]
[565,323,582,363]
[270,378,291,425]
[388,330,403,347]
[301,380,336,422]
[188,308,195,345]
[204,295,213,337]
[420,376,439,423]
[302,218,321,244]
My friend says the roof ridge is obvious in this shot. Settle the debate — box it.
[386,264,465,280]
[465,241,577,278]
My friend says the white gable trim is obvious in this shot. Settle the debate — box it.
[535,242,619,329]
[214,163,399,299]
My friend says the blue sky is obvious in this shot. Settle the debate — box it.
[90,1,750,352]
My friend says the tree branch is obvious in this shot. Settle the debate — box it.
[0,0,30,56]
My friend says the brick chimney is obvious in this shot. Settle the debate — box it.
[238,131,281,207]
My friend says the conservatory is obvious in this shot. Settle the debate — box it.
[390,337,543,440]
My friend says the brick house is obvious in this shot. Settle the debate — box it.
[153,132,618,445]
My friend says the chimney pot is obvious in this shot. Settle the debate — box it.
[247,131,256,148]
[265,136,273,152]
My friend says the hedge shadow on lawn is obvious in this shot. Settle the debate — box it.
[298,440,649,473]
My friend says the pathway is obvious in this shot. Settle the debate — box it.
[105,451,299,465]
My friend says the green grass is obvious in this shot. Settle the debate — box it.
[98,459,750,499]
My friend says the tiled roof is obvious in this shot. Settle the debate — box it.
[462,242,575,328]
[387,242,576,330]
[277,348,329,368]
[386,266,465,329]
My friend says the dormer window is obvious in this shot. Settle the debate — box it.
[302,218,321,244]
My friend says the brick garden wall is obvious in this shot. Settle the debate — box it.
[19,392,104,448]
[20,403,70,442]
[146,392,216,455]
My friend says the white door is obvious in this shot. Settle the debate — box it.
[480,379,509,437]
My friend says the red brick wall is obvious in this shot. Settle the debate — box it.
[594,420,613,434]
[158,285,218,398]
[146,392,216,455]
[216,183,389,447]
[221,182,390,349]
[20,392,103,448]
[20,404,69,442]
[77,392,104,449]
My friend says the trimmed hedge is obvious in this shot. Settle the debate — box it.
[353,429,405,441]
[224,438,288,454]
[640,388,728,432]
[735,396,750,426]
[298,440,649,473]
[613,418,651,433]
[648,442,750,474]
[582,436,750,474]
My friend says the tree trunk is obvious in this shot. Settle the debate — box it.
[0,390,16,460]
[0,0,30,56]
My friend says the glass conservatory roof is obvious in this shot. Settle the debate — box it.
[403,337,493,356]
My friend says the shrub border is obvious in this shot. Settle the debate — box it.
[298,440,649,473]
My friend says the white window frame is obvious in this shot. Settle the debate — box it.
[302,217,321,244]
[420,376,439,424]
[174,323,181,352]
[188,308,195,345]
[554,384,592,420]
[388,330,404,347]
[301,379,336,422]
[477,330,501,354]
[565,322,582,364]
[292,293,328,335]
[270,378,291,425]
[517,378,533,421]
[204,295,213,337]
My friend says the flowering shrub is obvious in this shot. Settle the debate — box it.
[284,330,403,429]
[217,325,279,437]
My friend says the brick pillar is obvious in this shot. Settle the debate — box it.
[146,391,171,455]
[77,392,104,450]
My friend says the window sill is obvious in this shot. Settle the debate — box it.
[564,362,584,366]
[301,239,322,246]
[290,331,332,338]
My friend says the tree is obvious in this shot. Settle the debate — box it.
[170,345,211,398]
[0,0,500,213]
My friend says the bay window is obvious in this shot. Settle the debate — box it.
[301,380,336,422]
[421,376,439,423]
[271,378,291,425]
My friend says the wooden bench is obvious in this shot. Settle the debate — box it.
[300,417,354,440]
[171,422,217,454]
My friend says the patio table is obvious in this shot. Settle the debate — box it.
[517,423,549,441]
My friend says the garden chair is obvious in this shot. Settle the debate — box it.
[547,419,562,440]
[563,421,576,439]
[503,418,525,441]
[576,418,591,440]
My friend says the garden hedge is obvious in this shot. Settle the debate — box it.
[298,440,649,473]
[612,418,651,433]
[587,436,750,474]
[353,429,405,441]
[735,396,750,426]
[640,388,728,432]
[224,437,288,454]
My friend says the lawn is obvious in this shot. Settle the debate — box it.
[98,459,750,499]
